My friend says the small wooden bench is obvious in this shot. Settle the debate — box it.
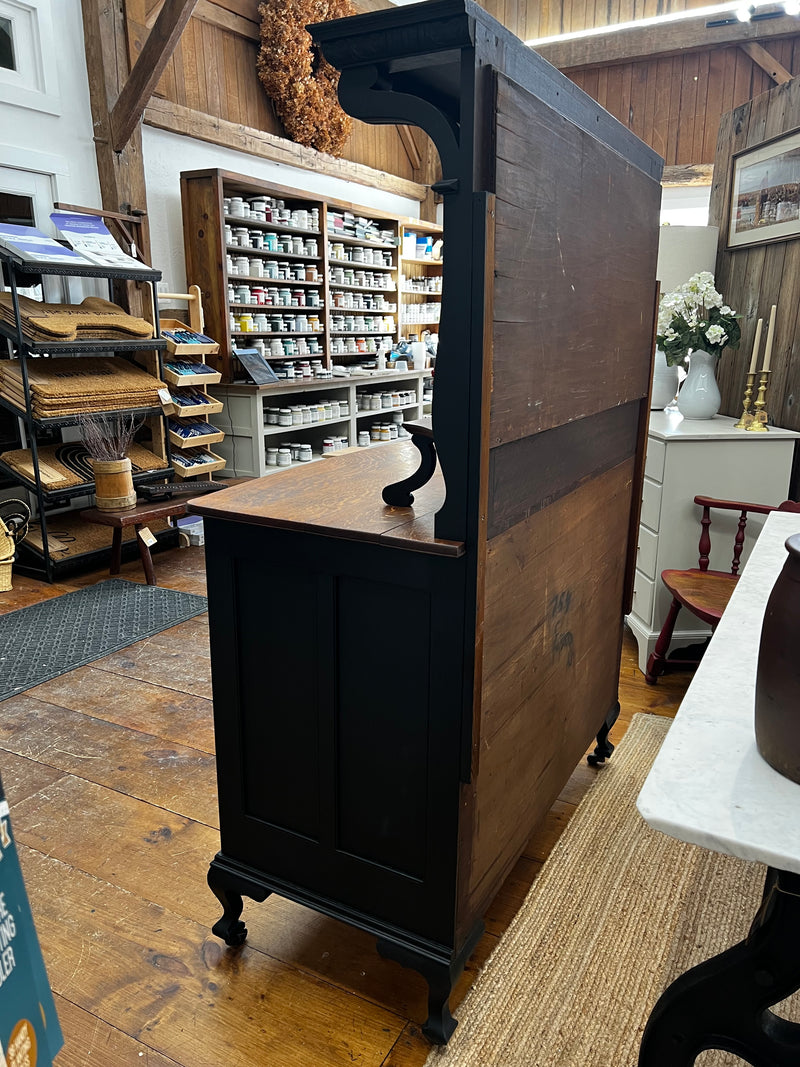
[80,498,188,585]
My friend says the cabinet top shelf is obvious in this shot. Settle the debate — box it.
[188,438,462,557]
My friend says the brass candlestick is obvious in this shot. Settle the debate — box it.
[746,369,771,432]
[734,371,757,429]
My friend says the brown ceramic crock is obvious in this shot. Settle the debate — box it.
[755,532,800,783]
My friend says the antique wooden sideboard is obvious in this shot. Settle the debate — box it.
[190,0,663,1044]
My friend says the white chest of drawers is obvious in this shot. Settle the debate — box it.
[626,410,799,674]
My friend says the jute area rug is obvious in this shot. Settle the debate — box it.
[426,713,800,1067]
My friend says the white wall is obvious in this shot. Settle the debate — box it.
[142,126,422,293]
[0,0,100,222]
[660,185,712,227]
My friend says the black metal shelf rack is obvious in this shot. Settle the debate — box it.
[0,248,172,582]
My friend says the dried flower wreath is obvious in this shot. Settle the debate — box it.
[257,0,356,157]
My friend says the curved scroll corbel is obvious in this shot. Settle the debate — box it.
[337,64,461,176]
[382,418,437,507]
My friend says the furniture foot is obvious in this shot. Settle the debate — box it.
[382,428,437,507]
[646,597,682,685]
[207,855,271,948]
[376,921,484,1044]
[639,867,800,1066]
[587,701,620,766]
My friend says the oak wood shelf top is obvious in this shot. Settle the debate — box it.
[188,440,463,556]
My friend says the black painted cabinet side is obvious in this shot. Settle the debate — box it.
[203,516,469,947]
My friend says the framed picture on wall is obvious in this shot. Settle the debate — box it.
[728,129,800,249]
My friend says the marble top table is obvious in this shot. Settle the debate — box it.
[636,509,800,1066]
[637,509,800,871]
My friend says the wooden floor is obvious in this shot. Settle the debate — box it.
[0,545,691,1067]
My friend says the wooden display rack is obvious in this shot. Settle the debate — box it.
[159,286,225,479]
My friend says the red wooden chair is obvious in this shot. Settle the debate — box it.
[645,494,800,685]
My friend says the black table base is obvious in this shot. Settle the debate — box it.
[639,867,800,1066]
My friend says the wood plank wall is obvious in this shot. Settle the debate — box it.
[709,76,800,442]
[567,41,800,166]
[124,0,430,183]
[481,0,708,44]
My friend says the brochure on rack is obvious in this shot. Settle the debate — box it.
[0,223,89,266]
[50,212,152,272]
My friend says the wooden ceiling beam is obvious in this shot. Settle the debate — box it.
[662,163,714,186]
[111,0,199,152]
[397,124,423,170]
[143,96,429,202]
[532,12,800,71]
[739,39,793,82]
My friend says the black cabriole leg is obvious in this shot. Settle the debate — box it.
[376,921,484,1045]
[587,700,620,766]
[639,868,800,1066]
[207,855,271,948]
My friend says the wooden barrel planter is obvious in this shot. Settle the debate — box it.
[91,458,136,511]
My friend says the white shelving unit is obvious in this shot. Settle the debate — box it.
[211,370,427,478]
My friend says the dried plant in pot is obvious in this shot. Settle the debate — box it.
[79,412,142,511]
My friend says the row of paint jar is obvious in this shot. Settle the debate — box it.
[363,422,411,443]
[231,313,323,333]
[331,291,394,312]
[267,359,328,378]
[402,274,443,293]
[400,303,441,324]
[226,197,319,230]
[357,390,415,411]
[229,284,322,308]
[265,399,350,426]
[330,315,395,334]
[328,243,393,267]
[329,267,393,289]
[330,336,391,356]
[232,335,323,358]
[327,212,394,245]
[227,227,320,257]
[229,256,321,283]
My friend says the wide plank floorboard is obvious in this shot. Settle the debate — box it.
[0,543,689,1065]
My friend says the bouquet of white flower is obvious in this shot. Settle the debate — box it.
[656,271,741,367]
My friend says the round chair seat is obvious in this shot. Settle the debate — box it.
[661,568,739,628]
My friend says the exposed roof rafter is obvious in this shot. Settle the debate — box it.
[532,11,800,71]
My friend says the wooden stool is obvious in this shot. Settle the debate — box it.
[80,498,188,585]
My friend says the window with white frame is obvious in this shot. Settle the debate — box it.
[0,0,59,114]
[0,15,15,69]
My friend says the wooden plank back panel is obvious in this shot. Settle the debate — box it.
[463,458,635,923]
[489,73,659,448]
[454,65,660,935]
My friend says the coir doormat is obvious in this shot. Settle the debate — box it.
[0,579,207,701]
